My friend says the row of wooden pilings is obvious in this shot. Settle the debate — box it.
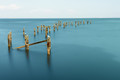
[8,20,91,55]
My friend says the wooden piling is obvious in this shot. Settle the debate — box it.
[63,22,65,28]
[45,26,48,38]
[8,34,11,47]
[25,35,29,51]
[90,20,92,24]
[47,36,51,55]
[87,20,89,24]
[57,25,58,31]
[83,20,85,24]
[41,25,42,31]
[78,21,79,25]
[37,26,39,33]
[80,21,82,24]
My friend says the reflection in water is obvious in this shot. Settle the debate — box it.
[8,47,11,53]
[25,50,29,59]
[47,54,51,68]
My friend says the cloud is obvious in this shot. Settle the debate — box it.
[0,4,21,10]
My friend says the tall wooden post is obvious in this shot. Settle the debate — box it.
[47,36,51,55]
[25,35,29,51]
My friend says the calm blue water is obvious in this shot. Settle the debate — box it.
[0,18,120,80]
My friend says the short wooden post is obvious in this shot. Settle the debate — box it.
[90,20,92,24]
[63,22,65,28]
[75,21,77,27]
[71,22,73,26]
[80,21,82,24]
[43,25,45,30]
[57,25,58,31]
[25,35,29,51]
[34,28,36,36]
[41,25,42,31]
[78,21,79,25]
[83,20,85,24]
[66,22,67,26]
[87,20,89,24]
[45,26,48,38]
[37,26,39,33]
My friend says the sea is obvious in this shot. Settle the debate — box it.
[0,18,120,80]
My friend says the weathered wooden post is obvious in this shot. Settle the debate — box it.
[25,35,29,51]
[90,20,92,24]
[47,35,51,55]
[43,25,45,31]
[34,28,36,36]
[87,20,89,24]
[63,22,65,28]
[45,26,48,38]
[80,21,82,24]
[75,21,77,27]
[83,20,85,24]
[66,22,67,26]
[37,26,39,33]
[57,24,58,31]
[8,34,11,48]
[71,22,73,26]
[41,25,42,31]
[9,31,12,46]
[78,21,79,25]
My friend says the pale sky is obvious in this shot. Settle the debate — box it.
[0,0,120,18]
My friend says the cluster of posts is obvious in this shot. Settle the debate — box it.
[8,20,91,55]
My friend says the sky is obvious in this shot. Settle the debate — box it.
[0,0,120,18]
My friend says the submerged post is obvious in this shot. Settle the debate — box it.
[41,25,42,31]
